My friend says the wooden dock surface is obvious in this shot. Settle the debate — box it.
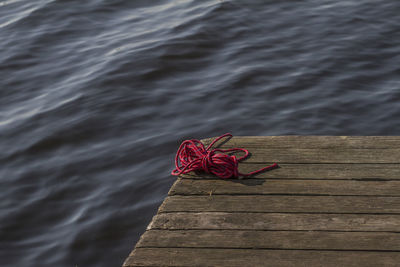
[123,136,400,266]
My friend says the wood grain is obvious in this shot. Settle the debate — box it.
[181,163,400,179]
[170,178,400,196]
[159,195,400,214]
[202,148,400,163]
[124,248,400,267]
[137,230,400,251]
[149,212,400,231]
[202,136,400,149]
[201,136,400,163]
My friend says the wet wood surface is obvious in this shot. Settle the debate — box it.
[123,136,400,267]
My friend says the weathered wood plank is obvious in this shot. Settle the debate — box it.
[149,212,400,231]
[200,148,400,163]
[137,230,400,251]
[169,178,400,196]
[124,136,400,266]
[181,163,400,179]
[159,195,400,214]
[124,248,400,267]
[202,136,400,149]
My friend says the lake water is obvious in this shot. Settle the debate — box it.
[1,0,399,266]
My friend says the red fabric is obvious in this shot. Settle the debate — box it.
[172,133,278,179]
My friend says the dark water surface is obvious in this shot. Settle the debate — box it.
[1,0,400,266]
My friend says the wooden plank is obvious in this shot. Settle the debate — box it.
[181,163,400,179]
[149,212,400,231]
[137,230,400,251]
[200,137,400,163]
[169,178,400,196]
[124,248,400,267]
[159,195,400,214]
[202,136,400,149]
[200,148,400,163]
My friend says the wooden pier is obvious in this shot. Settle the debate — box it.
[123,136,400,266]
